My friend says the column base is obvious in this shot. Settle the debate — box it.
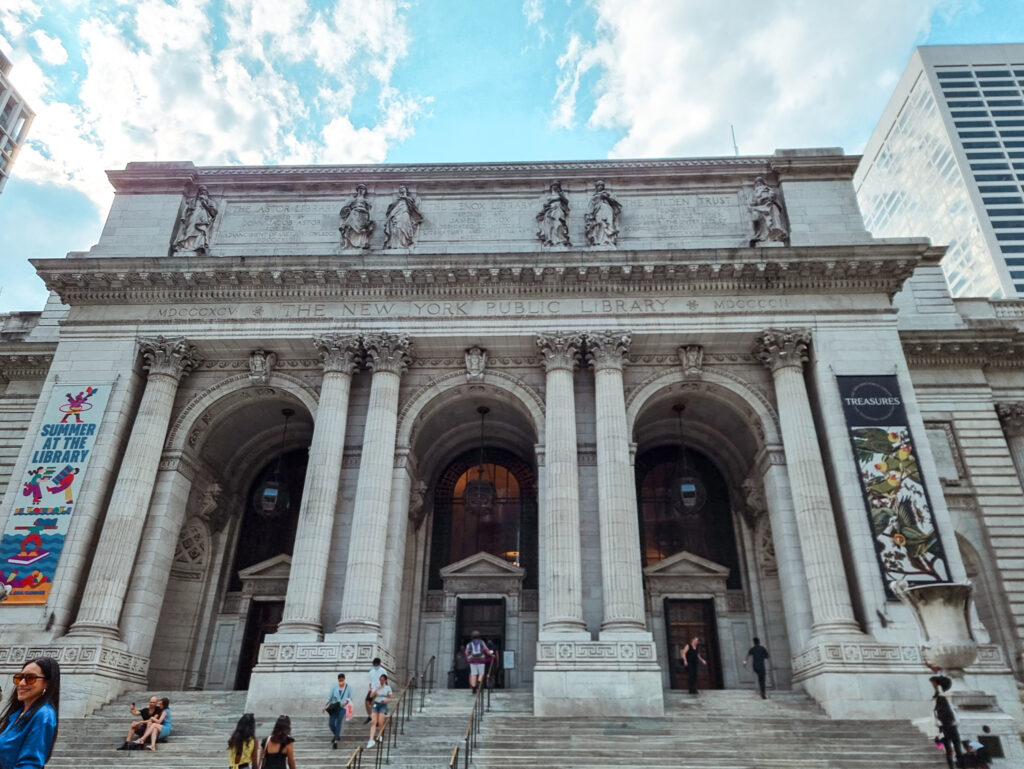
[64,621,120,640]
[533,637,663,717]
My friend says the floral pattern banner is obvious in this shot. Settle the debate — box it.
[1,384,111,605]
[837,375,949,597]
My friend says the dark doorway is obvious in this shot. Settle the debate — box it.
[453,598,505,689]
[665,598,721,691]
[235,600,284,690]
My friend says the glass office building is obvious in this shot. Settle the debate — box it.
[856,44,1024,298]
[0,50,34,196]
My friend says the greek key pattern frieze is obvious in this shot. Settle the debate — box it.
[536,640,657,663]
[0,644,149,678]
[791,642,1007,681]
[259,642,394,672]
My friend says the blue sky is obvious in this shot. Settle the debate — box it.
[1,0,1022,313]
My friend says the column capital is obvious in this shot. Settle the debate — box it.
[313,333,361,374]
[536,332,584,372]
[753,328,811,373]
[997,402,1024,437]
[139,336,202,380]
[363,333,412,375]
[585,331,631,371]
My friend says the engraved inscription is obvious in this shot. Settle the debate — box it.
[632,194,742,237]
[218,201,341,244]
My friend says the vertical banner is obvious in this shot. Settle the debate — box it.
[837,375,949,596]
[1,384,111,604]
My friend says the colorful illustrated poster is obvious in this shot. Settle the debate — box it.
[1,384,110,604]
[837,375,950,597]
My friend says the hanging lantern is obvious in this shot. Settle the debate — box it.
[464,406,496,516]
[669,403,706,512]
[252,408,294,518]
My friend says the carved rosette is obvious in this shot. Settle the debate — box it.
[585,331,631,371]
[363,333,413,375]
[139,336,202,380]
[313,334,362,374]
[536,333,584,372]
[996,402,1024,438]
[752,328,811,373]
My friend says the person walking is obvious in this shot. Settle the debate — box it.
[365,674,393,749]
[682,636,707,694]
[363,658,387,724]
[0,656,60,768]
[463,630,495,692]
[227,712,259,769]
[931,673,965,769]
[743,637,770,699]
[323,673,352,749]
[261,715,296,769]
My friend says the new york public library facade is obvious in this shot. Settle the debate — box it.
[2,149,1024,751]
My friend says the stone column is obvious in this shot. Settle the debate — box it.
[997,402,1024,483]
[585,331,647,635]
[536,333,587,635]
[69,336,201,638]
[379,449,415,654]
[752,328,859,638]
[278,334,361,635]
[335,333,411,635]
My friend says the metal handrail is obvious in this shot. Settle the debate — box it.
[447,665,494,769]
[344,674,416,768]
[418,655,436,712]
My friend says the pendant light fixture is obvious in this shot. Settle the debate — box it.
[252,407,294,518]
[670,403,706,513]
[464,405,497,516]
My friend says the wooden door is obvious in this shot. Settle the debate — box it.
[664,598,720,690]
[235,600,284,690]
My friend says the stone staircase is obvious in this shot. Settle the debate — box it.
[473,690,946,769]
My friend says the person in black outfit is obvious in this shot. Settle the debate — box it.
[743,637,770,699]
[931,673,964,769]
[682,636,707,694]
[262,715,296,769]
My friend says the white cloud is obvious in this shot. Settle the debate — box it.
[0,0,428,208]
[553,0,954,158]
[523,0,551,44]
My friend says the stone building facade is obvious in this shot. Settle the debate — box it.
[1,151,1023,753]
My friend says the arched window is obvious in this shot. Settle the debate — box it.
[429,448,537,589]
[635,445,742,589]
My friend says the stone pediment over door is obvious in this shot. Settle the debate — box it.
[440,551,525,596]
[644,550,730,601]
[238,553,291,599]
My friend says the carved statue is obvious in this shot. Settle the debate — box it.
[679,345,704,378]
[409,479,429,529]
[384,185,424,248]
[248,348,277,384]
[536,181,570,246]
[584,180,621,246]
[465,346,487,381]
[748,177,788,246]
[339,184,375,249]
[173,185,218,253]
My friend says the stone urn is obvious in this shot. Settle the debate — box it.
[891,580,978,677]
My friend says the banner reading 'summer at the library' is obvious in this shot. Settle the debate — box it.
[1,384,110,604]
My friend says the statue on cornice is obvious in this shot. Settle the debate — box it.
[339,184,375,249]
[748,177,788,246]
[173,185,218,254]
[584,180,621,246]
[536,181,570,246]
[384,185,424,248]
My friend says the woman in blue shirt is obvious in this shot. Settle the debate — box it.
[0,656,60,768]
[135,698,171,751]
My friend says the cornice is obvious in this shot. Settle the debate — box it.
[900,327,1024,368]
[105,153,859,194]
[32,242,934,306]
[0,344,56,381]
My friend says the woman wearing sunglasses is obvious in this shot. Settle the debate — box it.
[0,656,60,768]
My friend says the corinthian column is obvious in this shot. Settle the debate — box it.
[69,336,201,638]
[335,333,411,635]
[752,329,859,638]
[586,331,647,635]
[278,334,361,634]
[997,402,1024,483]
[536,333,587,634]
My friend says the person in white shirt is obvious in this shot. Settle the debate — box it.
[363,658,387,724]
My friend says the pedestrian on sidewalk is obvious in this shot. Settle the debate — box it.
[743,637,770,699]
[463,630,495,693]
[0,656,60,768]
[366,674,393,749]
[363,658,387,725]
[227,712,259,769]
[261,715,296,769]
[323,673,352,749]
[682,636,707,694]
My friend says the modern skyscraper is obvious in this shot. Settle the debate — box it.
[0,50,34,196]
[855,44,1024,298]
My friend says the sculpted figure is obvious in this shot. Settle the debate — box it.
[174,185,218,253]
[465,346,487,381]
[339,184,375,249]
[748,176,788,245]
[584,180,622,246]
[248,348,277,384]
[536,181,570,246]
[384,185,424,248]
